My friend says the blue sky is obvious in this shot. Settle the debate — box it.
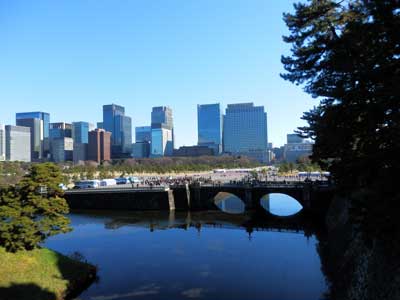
[0,0,314,147]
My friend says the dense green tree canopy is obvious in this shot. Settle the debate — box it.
[282,0,399,231]
[0,163,71,252]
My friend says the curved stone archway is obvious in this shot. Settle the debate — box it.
[213,192,245,214]
[259,193,303,217]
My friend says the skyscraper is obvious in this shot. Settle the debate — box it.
[135,126,152,143]
[51,137,73,162]
[132,126,151,158]
[5,125,31,162]
[197,103,222,155]
[88,129,111,163]
[114,115,132,155]
[49,122,73,162]
[151,127,173,157]
[287,133,304,144]
[103,104,132,158]
[16,111,50,160]
[150,106,174,157]
[50,122,72,139]
[72,122,91,163]
[284,132,312,162]
[72,122,90,144]
[151,106,173,130]
[223,103,268,162]
[0,124,5,161]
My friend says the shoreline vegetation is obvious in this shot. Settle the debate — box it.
[0,247,97,300]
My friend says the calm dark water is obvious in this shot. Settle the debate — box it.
[45,195,327,300]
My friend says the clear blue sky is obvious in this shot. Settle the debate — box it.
[0,0,314,147]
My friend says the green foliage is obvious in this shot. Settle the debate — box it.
[0,247,96,300]
[0,163,71,252]
[282,1,400,231]
[64,156,261,175]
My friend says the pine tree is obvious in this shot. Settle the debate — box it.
[282,0,400,231]
[0,163,71,252]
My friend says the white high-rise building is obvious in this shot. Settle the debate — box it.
[0,124,5,161]
[5,125,31,162]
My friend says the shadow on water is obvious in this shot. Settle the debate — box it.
[0,284,56,300]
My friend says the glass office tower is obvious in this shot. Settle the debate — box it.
[197,103,222,155]
[103,104,125,143]
[49,122,72,139]
[223,103,268,162]
[135,126,152,143]
[151,127,173,157]
[114,115,132,155]
[151,106,174,157]
[72,122,90,144]
[103,104,132,157]
[16,111,50,160]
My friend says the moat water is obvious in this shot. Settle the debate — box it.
[45,194,328,300]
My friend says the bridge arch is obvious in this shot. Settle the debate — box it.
[213,192,245,214]
[259,193,303,217]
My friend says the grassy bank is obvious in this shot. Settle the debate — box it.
[0,247,96,300]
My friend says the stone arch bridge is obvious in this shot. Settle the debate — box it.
[173,183,334,215]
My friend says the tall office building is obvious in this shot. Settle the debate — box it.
[114,115,132,156]
[49,122,72,162]
[0,124,5,161]
[151,128,173,157]
[287,133,304,144]
[103,104,132,158]
[150,106,174,157]
[72,122,90,144]
[72,122,90,163]
[49,122,72,139]
[223,103,268,162]
[151,106,173,130]
[132,142,150,158]
[283,132,312,162]
[88,129,111,163]
[135,126,152,143]
[132,126,151,158]
[16,112,50,160]
[197,103,222,155]
[5,125,31,162]
[51,137,73,162]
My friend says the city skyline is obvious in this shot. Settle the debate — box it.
[0,0,314,148]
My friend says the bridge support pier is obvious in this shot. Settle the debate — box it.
[302,184,312,211]
[168,190,175,211]
[244,187,253,210]
[185,183,191,209]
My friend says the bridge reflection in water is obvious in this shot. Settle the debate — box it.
[80,209,321,238]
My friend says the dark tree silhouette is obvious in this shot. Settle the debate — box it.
[281,0,400,233]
